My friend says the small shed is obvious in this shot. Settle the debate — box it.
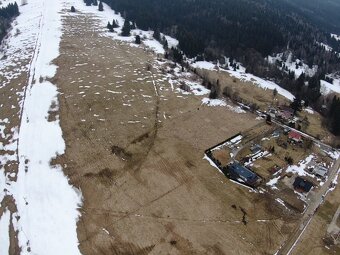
[293,177,313,192]
[313,165,328,178]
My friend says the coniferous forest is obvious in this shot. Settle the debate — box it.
[0,2,19,43]
[99,0,340,136]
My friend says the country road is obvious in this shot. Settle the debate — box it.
[278,156,340,255]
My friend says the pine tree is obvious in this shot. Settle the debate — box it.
[70,6,76,12]
[93,0,98,6]
[98,1,103,11]
[121,20,131,36]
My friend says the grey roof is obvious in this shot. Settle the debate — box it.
[313,166,328,177]
[229,163,258,181]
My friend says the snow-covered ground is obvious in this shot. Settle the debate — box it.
[331,34,340,41]
[65,0,177,55]
[191,60,295,101]
[286,155,314,177]
[0,209,11,255]
[0,0,82,254]
[267,52,318,78]
[0,0,16,7]
[320,79,340,95]
[0,0,42,87]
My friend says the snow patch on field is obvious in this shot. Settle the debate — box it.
[331,34,340,41]
[320,79,340,95]
[0,0,16,7]
[317,42,333,52]
[267,176,280,190]
[304,107,314,114]
[202,98,226,107]
[0,0,83,254]
[275,198,289,210]
[211,135,243,152]
[228,69,295,101]
[267,52,318,78]
[191,61,295,101]
[143,39,165,54]
[66,0,176,55]
[0,209,10,254]
[192,61,216,70]
[286,155,314,177]
[0,0,42,87]
[203,154,224,175]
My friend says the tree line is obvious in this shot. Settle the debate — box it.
[0,2,19,43]
[86,0,340,136]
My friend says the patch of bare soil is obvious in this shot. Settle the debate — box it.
[55,12,301,255]
[292,179,340,255]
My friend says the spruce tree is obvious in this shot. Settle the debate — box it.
[107,22,113,32]
[153,29,161,41]
[71,6,76,12]
[135,35,141,44]
[112,19,119,28]
[98,1,103,11]
[162,37,168,49]
[121,20,131,36]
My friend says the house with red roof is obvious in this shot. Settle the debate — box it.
[288,131,302,143]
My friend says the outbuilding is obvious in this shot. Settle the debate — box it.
[313,165,328,178]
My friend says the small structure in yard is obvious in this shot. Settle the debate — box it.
[272,130,280,138]
[268,165,281,174]
[288,131,302,143]
[313,165,328,178]
[250,144,262,154]
[293,177,313,193]
[228,162,260,187]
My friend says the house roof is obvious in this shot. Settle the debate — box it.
[289,131,302,140]
[229,163,258,181]
[313,166,328,177]
[293,177,313,192]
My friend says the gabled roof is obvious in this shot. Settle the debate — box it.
[293,177,313,192]
[289,131,302,141]
[313,166,328,177]
[229,162,258,181]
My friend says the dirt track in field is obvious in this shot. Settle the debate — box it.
[54,11,300,255]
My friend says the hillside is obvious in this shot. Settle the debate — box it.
[283,0,340,34]
[0,0,339,254]
[101,0,340,135]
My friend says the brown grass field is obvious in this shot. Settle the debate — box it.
[51,12,307,254]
